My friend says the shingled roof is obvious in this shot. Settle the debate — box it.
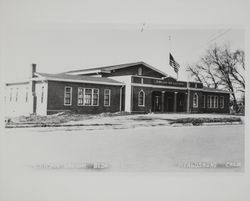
[34,72,124,86]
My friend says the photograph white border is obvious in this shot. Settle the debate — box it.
[0,0,249,201]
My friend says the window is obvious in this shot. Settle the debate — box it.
[64,87,72,106]
[220,96,224,108]
[93,89,99,106]
[207,95,220,109]
[202,95,206,108]
[138,90,145,106]
[41,86,44,103]
[84,88,92,105]
[9,88,13,102]
[78,88,84,106]
[25,87,28,102]
[104,89,111,106]
[138,67,142,75]
[211,96,214,108]
[15,88,19,102]
[84,88,99,106]
[193,93,198,108]
[214,96,218,108]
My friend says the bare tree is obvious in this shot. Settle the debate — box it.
[187,44,245,111]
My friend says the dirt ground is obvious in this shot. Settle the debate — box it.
[5,112,243,129]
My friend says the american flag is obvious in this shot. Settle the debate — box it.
[169,53,180,73]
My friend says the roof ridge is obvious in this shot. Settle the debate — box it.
[64,61,147,73]
[35,72,124,85]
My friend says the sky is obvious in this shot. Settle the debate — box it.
[0,0,247,83]
[1,25,245,82]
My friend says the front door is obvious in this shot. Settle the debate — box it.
[152,92,162,112]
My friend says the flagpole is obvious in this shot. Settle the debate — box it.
[169,35,178,80]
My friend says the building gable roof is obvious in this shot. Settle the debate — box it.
[34,72,124,86]
[64,61,169,77]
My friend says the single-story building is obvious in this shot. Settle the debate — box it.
[5,62,230,116]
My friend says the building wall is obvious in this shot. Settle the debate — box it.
[131,86,188,113]
[35,81,48,115]
[47,81,122,114]
[102,64,165,78]
[131,86,153,113]
[5,82,33,116]
[189,90,203,113]
[202,92,230,113]
[109,75,132,112]
[188,90,230,113]
[131,86,230,114]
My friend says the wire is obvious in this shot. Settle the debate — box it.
[207,29,231,43]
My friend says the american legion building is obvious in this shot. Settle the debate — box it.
[5,62,230,116]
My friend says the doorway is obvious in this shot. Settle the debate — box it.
[152,91,162,112]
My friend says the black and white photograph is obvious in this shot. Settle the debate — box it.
[0,0,249,201]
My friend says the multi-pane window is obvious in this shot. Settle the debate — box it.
[84,88,92,105]
[9,88,13,102]
[203,95,206,108]
[78,88,84,106]
[138,90,145,106]
[207,96,211,108]
[207,95,219,109]
[64,86,72,106]
[93,89,99,106]
[207,95,210,108]
[104,89,111,106]
[214,96,218,108]
[193,93,198,108]
[211,96,214,108]
[15,88,19,102]
[41,86,44,103]
[220,96,224,108]
[25,87,28,102]
[83,88,99,106]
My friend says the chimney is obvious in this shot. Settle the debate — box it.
[31,63,37,78]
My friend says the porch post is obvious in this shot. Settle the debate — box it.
[161,91,165,112]
[186,82,190,113]
[186,90,190,113]
[173,92,178,113]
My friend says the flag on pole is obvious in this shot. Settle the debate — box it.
[169,53,180,73]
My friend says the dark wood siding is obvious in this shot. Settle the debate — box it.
[202,92,230,113]
[47,81,122,114]
[102,64,165,78]
[189,90,203,113]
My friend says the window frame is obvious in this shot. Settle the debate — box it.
[214,96,218,108]
[15,88,19,102]
[9,88,13,102]
[193,93,198,108]
[220,96,224,109]
[202,95,206,108]
[92,88,99,106]
[25,87,29,103]
[138,90,145,107]
[64,86,72,106]
[207,95,210,108]
[104,89,111,107]
[83,88,99,106]
[77,87,84,106]
[41,86,44,103]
